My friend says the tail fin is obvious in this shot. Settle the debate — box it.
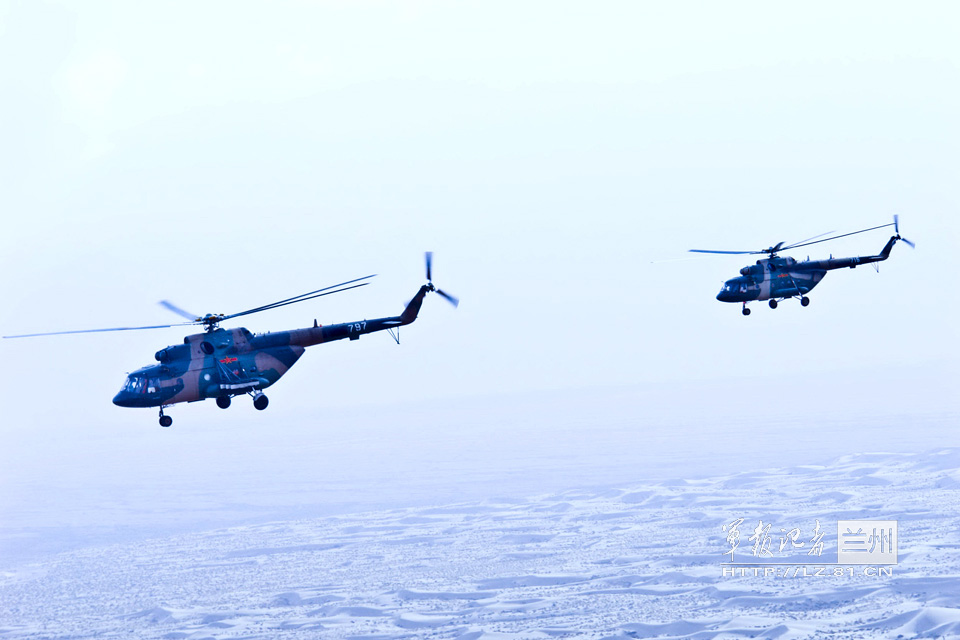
[878,236,898,261]
[399,285,430,325]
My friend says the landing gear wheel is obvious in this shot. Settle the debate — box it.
[253,394,269,411]
[216,395,231,409]
[159,415,172,427]
[768,299,778,309]
[742,307,751,316]
[800,296,810,307]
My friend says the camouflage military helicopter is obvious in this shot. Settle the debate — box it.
[3,253,458,426]
[691,216,914,315]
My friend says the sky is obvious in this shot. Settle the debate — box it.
[0,1,958,560]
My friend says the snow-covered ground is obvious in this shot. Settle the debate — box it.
[3,446,960,639]
[0,378,951,557]
[1,375,957,639]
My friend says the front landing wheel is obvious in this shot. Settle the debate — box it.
[253,394,269,411]
[159,415,173,427]
[742,307,751,316]
[216,395,231,409]
[801,296,810,307]
[768,299,778,309]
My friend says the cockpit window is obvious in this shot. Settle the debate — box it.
[721,281,750,294]
[123,376,155,393]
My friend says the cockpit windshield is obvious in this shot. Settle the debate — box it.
[721,280,750,294]
[121,376,159,394]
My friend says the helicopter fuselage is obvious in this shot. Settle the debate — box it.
[716,235,899,304]
[4,252,457,427]
[716,256,825,303]
[112,285,431,409]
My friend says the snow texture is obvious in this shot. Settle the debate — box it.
[2,448,960,639]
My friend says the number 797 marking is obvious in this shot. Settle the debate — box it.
[347,321,367,333]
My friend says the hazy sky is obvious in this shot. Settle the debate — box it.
[0,2,958,555]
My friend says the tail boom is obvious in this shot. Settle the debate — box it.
[798,236,900,271]
[274,285,430,348]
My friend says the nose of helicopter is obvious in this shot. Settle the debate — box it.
[716,279,741,302]
[113,391,132,407]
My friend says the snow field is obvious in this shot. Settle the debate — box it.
[2,449,960,638]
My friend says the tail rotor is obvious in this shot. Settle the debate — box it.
[893,215,916,248]
[424,251,459,308]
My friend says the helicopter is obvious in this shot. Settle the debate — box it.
[690,216,914,315]
[3,253,458,426]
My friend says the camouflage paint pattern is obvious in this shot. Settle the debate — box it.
[113,285,431,409]
[715,236,900,304]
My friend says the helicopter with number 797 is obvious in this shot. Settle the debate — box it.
[2,253,457,427]
[690,216,914,315]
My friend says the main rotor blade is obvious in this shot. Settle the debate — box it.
[5,275,378,339]
[435,288,459,308]
[222,282,373,321]
[159,300,199,321]
[782,230,836,250]
[220,275,376,321]
[781,223,895,252]
[691,222,897,257]
[3,322,195,339]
